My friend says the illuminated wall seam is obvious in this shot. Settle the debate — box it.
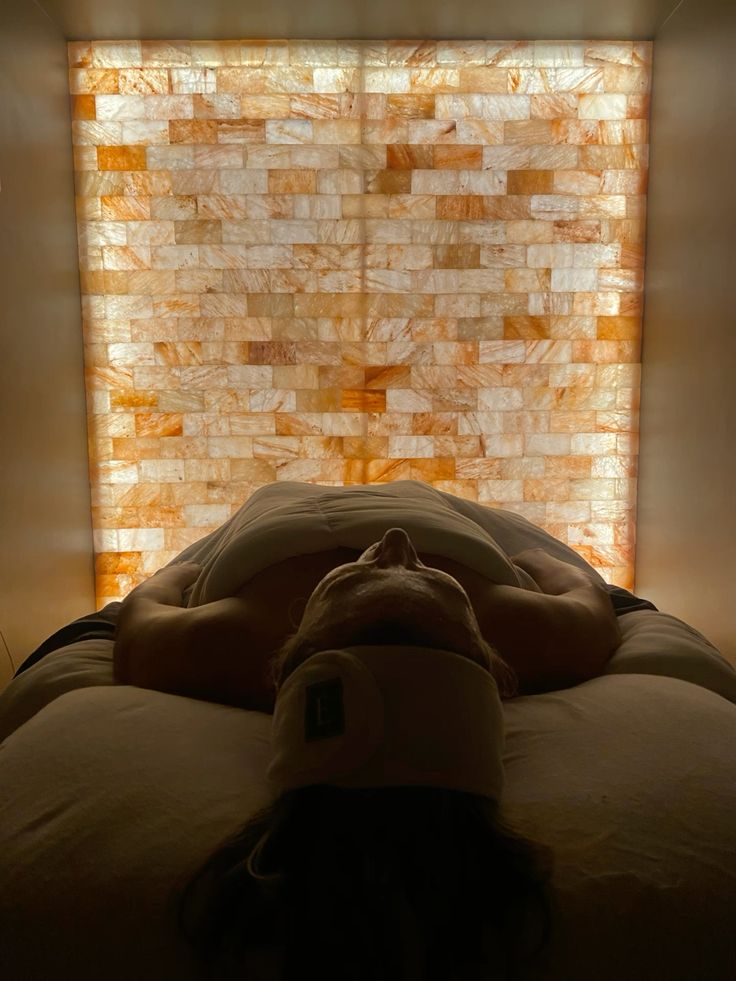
[68,39,652,603]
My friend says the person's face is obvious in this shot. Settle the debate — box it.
[276,527,495,683]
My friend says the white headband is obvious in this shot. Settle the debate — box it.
[267,645,505,800]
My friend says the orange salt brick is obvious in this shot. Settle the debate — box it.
[428,436,477,459]
[79,270,106,293]
[504,316,551,339]
[137,506,186,527]
[344,195,388,219]
[597,316,640,340]
[110,389,159,409]
[434,245,481,269]
[294,293,366,317]
[118,68,170,94]
[169,119,217,144]
[530,93,578,119]
[68,41,92,68]
[174,220,222,244]
[103,270,130,293]
[97,146,147,171]
[483,197,532,220]
[434,145,483,169]
[249,293,295,317]
[268,169,317,194]
[385,94,435,118]
[553,220,601,243]
[619,293,643,317]
[297,389,343,412]
[572,340,621,363]
[95,552,141,574]
[524,479,570,502]
[135,413,183,437]
[507,170,554,195]
[364,365,412,389]
[437,196,486,220]
[343,437,389,459]
[410,459,456,482]
[96,574,134,598]
[366,170,412,194]
[341,390,387,412]
[386,40,435,65]
[216,117,265,142]
[72,94,96,119]
[620,243,645,269]
[111,436,159,460]
[607,219,646,246]
[361,459,412,482]
[550,411,596,433]
[386,144,434,169]
[343,459,370,484]
[318,366,364,388]
[100,196,150,220]
[292,92,341,116]
[412,413,457,435]
[627,94,650,119]
[505,120,553,145]
[69,68,119,94]
[547,454,590,483]
[460,67,508,93]
[249,342,297,364]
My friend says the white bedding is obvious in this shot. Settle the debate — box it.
[1,482,736,980]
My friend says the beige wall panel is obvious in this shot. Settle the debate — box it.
[39,0,676,45]
[637,0,735,659]
[0,0,95,672]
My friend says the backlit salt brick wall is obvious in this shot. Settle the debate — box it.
[68,39,651,604]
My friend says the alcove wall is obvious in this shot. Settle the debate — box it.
[0,0,733,678]
[636,0,735,659]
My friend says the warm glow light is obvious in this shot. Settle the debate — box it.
[68,39,651,603]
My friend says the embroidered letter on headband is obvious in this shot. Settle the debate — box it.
[267,645,505,799]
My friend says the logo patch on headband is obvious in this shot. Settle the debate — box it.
[304,677,345,742]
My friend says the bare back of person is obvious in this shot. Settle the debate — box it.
[114,537,621,712]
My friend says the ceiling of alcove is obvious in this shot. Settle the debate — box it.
[36,0,680,40]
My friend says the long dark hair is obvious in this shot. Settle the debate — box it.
[179,785,551,981]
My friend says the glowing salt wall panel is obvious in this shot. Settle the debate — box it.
[68,39,651,604]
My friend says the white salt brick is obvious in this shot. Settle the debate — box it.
[436,94,530,120]
[479,341,527,363]
[386,390,433,412]
[578,94,628,119]
[551,268,598,291]
[363,68,411,93]
[94,528,119,551]
[482,435,523,457]
[570,433,619,454]
[183,504,231,527]
[527,244,574,267]
[534,42,585,67]
[95,95,146,120]
[478,388,523,410]
[478,480,524,501]
[118,528,166,550]
[388,436,434,458]
[265,119,314,144]
[526,434,571,455]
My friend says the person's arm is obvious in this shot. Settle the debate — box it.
[113,563,276,711]
[474,549,622,695]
